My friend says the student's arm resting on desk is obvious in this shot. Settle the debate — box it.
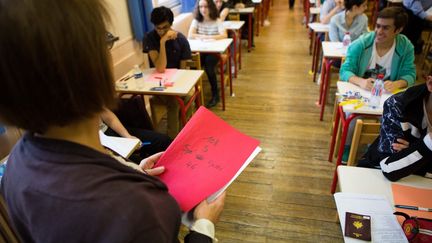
[380,133,432,181]
[403,0,428,19]
[340,41,374,90]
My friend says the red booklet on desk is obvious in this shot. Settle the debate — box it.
[156,107,261,212]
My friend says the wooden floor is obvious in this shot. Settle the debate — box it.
[186,0,344,242]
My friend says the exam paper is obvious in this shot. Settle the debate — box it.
[334,193,407,243]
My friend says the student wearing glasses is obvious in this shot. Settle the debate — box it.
[0,0,225,242]
[189,0,228,108]
[143,6,192,138]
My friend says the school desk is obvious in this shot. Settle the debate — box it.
[229,7,255,52]
[223,21,245,78]
[115,68,204,127]
[308,22,329,83]
[317,41,345,121]
[188,39,233,111]
[329,82,392,193]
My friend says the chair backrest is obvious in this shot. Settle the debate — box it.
[227,13,240,21]
[172,12,194,37]
[0,195,20,243]
[347,119,381,166]
[185,52,201,70]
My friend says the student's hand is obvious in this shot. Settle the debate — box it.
[359,78,374,90]
[392,138,409,152]
[235,3,245,9]
[161,30,177,43]
[139,152,165,176]
[194,192,226,224]
[426,15,432,22]
[383,80,398,93]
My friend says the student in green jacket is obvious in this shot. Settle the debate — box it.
[340,7,416,93]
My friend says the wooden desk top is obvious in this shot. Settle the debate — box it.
[116,69,204,96]
[223,21,245,30]
[188,38,233,53]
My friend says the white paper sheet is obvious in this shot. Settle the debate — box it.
[334,192,408,243]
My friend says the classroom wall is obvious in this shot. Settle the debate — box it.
[104,0,150,80]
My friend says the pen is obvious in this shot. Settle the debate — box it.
[395,204,432,212]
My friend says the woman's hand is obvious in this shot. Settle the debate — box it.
[139,152,165,176]
[392,138,409,152]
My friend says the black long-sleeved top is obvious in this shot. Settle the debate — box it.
[359,84,432,181]
[1,133,211,242]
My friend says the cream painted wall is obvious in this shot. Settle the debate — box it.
[104,0,149,80]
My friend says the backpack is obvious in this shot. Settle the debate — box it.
[394,212,432,243]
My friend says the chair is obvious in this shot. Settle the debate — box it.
[347,119,381,166]
[227,13,240,21]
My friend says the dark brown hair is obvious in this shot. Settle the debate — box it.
[344,0,366,11]
[194,0,219,22]
[377,7,408,31]
[0,0,116,133]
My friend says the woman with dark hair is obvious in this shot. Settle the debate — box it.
[189,0,228,108]
[0,0,225,242]
[329,0,368,42]
[214,0,230,21]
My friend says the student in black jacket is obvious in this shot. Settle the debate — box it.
[0,0,225,242]
[359,77,432,181]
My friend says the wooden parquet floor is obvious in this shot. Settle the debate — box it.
[179,0,344,242]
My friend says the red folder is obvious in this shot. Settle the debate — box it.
[156,107,260,212]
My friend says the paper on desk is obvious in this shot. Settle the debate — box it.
[334,192,407,243]
[99,131,140,158]
[144,68,177,83]
[392,184,432,222]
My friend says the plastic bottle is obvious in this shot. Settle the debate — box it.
[369,74,384,109]
[133,65,143,79]
[342,32,351,47]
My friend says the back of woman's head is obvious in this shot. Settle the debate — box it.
[344,0,366,11]
[0,0,116,133]
[194,0,219,22]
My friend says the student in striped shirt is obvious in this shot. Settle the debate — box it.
[189,0,228,108]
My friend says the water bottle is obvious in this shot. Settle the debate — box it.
[342,32,351,47]
[133,65,143,79]
[369,74,384,109]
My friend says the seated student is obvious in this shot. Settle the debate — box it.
[0,0,225,242]
[226,0,255,46]
[329,0,368,42]
[100,109,171,163]
[143,6,192,138]
[402,0,432,54]
[189,0,228,108]
[320,0,344,24]
[340,7,416,93]
[358,77,432,181]
[215,0,230,21]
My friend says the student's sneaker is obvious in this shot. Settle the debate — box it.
[316,72,321,85]
[264,19,271,26]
